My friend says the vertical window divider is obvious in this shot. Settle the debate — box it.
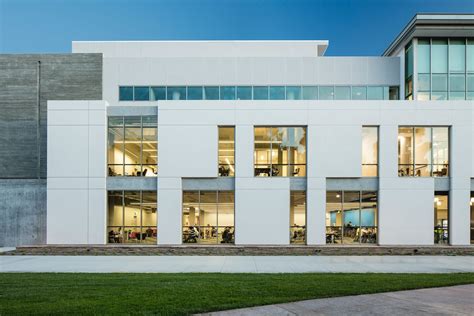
[216,190,219,245]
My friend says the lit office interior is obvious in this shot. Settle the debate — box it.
[218,127,235,177]
[398,126,449,177]
[107,116,158,177]
[107,191,157,244]
[182,191,235,244]
[254,127,306,177]
[326,191,378,244]
[362,126,378,177]
[434,192,449,244]
[290,191,306,244]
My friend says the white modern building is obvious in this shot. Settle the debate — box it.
[43,14,474,246]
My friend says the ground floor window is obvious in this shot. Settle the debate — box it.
[107,191,157,244]
[471,192,474,244]
[290,191,306,244]
[182,191,235,244]
[434,192,449,244]
[326,191,378,244]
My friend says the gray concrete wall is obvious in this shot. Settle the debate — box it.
[0,54,102,246]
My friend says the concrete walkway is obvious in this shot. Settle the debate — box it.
[198,284,474,315]
[1,255,473,273]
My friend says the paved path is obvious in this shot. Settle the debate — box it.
[198,284,474,315]
[1,255,473,273]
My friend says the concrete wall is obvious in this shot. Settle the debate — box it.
[0,54,102,246]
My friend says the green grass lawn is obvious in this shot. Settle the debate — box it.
[1,273,473,315]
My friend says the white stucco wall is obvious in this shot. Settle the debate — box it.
[47,100,107,244]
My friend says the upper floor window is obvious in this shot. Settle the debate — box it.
[416,38,474,100]
[218,127,235,177]
[362,126,378,177]
[398,127,449,177]
[405,41,414,100]
[254,127,306,177]
[107,116,157,177]
[119,85,400,101]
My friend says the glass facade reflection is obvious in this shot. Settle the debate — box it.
[415,38,474,100]
[254,127,306,177]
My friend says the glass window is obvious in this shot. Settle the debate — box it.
[405,42,414,78]
[302,86,318,100]
[254,127,306,177]
[220,86,236,100]
[432,74,448,91]
[414,127,432,177]
[150,87,166,100]
[187,86,203,100]
[286,86,302,100]
[450,74,465,92]
[334,86,350,100]
[417,92,430,101]
[398,127,414,176]
[449,39,465,73]
[467,74,474,92]
[167,87,186,100]
[218,127,235,177]
[326,191,377,245]
[432,92,447,100]
[319,86,334,100]
[352,86,367,100]
[290,191,306,244]
[470,192,474,245]
[182,190,234,244]
[434,193,449,244]
[253,86,269,100]
[119,86,133,101]
[107,191,157,244]
[362,127,378,177]
[204,86,219,100]
[468,39,474,73]
[417,39,431,73]
[389,86,399,100]
[108,116,157,177]
[134,86,150,101]
[398,127,449,177]
[417,74,430,92]
[367,87,384,100]
[269,86,285,100]
[432,39,448,73]
[236,86,252,100]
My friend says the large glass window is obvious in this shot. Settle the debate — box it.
[319,86,334,100]
[218,127,235,177]
[107,191,157,244]
[398,127,449,177]
[334,86,350,100]
[352,86,367,100]
[416,38,471,100]
[237,86,252,100]
[204,86,220,100]
[107,116,157,177]
[187,86,203,100]
[326,191,377,245]
[150,86,166,100]
[290,191,306,244]
[254,127,306,177]
[167,86,186,100]
[302,86,318,100]
[286,86,302,100]
[253,86,269,100]
[362,127,378,177]
[182,191,234,244]
[269,86,285,100]
[220,86,236,100]
[434,192,449,245]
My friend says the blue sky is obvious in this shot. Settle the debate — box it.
[0,0,472,55]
